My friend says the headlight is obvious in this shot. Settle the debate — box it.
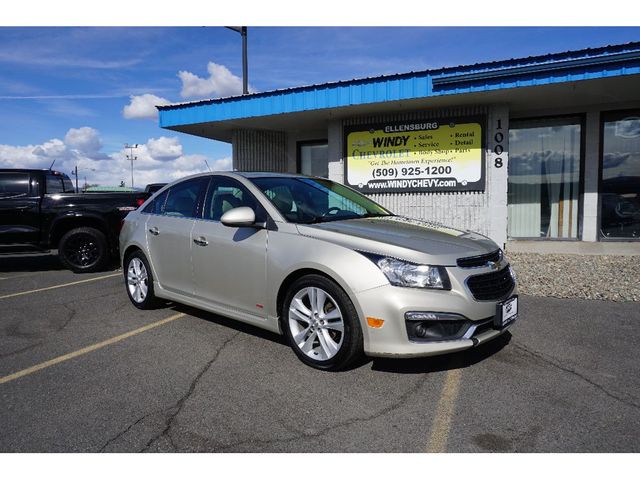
[361,253,451,290]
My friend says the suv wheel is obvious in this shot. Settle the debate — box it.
[282,274,364,371]
[124,251,162,309]
[58,227,108,273]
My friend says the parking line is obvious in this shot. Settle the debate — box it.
[0,313,186,386]
[425,368,463,453]
[0,272,121,300]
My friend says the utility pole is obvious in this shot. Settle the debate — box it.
[225,26,248,95]
[74,165,79,193]
[124,143,139,189]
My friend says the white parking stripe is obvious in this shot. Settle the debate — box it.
[0,313,186,385]
[0,272,121,300]
[425,368,463,452]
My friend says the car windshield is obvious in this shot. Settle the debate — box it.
[251,176,392,224]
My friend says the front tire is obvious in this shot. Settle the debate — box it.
[58,227,108,273]
[124,250,162,309]
[282,274,364,371]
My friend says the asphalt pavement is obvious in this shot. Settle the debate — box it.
[0,250,638,452]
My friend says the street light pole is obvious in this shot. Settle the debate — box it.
[225,26,248,95]
[124,143,139,189]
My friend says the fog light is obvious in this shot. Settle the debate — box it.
[405,312,468,342]
[415,323,428,337]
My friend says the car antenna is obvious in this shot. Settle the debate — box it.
[48,159,56,171]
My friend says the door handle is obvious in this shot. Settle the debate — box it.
[193,236,208,247]
[148,227,159,236]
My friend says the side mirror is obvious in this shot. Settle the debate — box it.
[220,206,257,227]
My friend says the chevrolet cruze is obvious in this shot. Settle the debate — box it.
[120,172,518,370]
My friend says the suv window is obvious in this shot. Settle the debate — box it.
[45,174,67,194]
[203,176,259,221]
[0,173,30,198]
[162,178,207,218]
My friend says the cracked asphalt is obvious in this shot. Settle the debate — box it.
[0,251,639,452]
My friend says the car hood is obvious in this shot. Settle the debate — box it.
[296,216,498,266]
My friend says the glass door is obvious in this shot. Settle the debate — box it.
[508,117,582,239]
[600,111,640,239]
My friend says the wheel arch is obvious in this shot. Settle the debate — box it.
[275,266,364,334]
[122,244,144,268]
[49,214,109,248]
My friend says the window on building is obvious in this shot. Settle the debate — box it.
[508,117,582,239]
[600,111,640,239]
[298,141,328,178]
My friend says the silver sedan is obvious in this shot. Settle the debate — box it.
[120,172,518,370]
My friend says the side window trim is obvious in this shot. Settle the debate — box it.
[198,176,218,221]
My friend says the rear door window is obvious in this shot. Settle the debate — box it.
[0,173,30,198]
[45,175,66,194]
[143,189,168,215]
[162,178,207,218]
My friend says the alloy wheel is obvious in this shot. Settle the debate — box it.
[127,257,148,303]
[63,233,99,267]
[288,286,344,361]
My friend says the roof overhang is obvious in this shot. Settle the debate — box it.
[158,42,640,143]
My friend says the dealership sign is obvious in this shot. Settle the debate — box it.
[344,117,485,193]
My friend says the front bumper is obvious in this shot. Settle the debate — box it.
[353,280,516,358]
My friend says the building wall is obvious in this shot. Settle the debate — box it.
[230,100,640,252]
[232,129,288,172]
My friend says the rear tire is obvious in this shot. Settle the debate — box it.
[282,274,364,371]
[58,227,108,273]
[124,250,162,309]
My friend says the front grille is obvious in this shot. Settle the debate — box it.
[466,265,514,301]
[457,249,502,268]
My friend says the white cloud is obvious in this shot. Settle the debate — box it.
[146,136,183,160]
[210,157,232,171]
[64,127,103,154]
[32,139,67,159]
[122,93,171,120]
[178,62,255,99]
[0,127,228,188]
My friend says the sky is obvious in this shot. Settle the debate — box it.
[0,26,639,188]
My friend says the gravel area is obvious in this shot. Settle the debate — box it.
[507,252,640,302]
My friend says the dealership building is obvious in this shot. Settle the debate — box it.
[158,41,640,253]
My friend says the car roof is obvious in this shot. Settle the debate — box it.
[0,169,65,174]
[233,171,313,180]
